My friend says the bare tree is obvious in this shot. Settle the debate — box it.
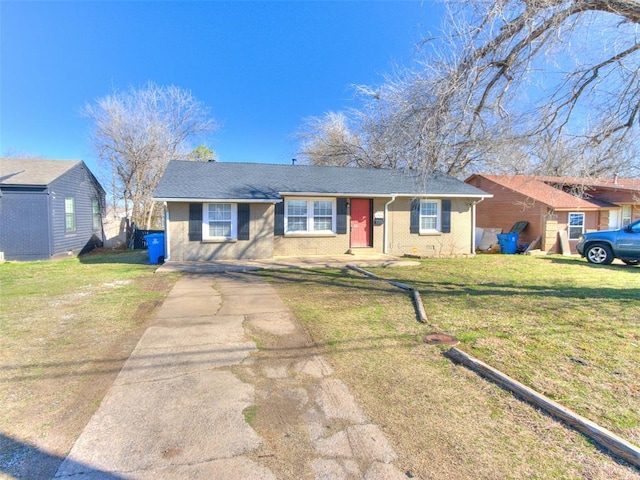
[298,1,640,178]
[84,82,217,229]
[297,112,375,167]
[418,0,640,175]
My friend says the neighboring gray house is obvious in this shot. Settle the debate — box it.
[153,161,491,262]
[0,158,106,261]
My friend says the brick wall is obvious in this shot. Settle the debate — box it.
[472,177,546,246]
[168,202,274,261]
[386,197,473,258]
[274,231,350,256]
[169,197,477,260]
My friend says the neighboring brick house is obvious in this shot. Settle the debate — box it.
[465,174,640,254]
[153,161,491,262]
[0,158,106,261]
[536,176,640,229]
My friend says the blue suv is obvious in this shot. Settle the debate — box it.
[576,218,640,265]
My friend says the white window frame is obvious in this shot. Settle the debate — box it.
[203,203,237,240]
[622,205,632,227]
[568,212,585,240]
[284,198,336,234]
[64,197,76,232]
[419,199,441,233]
[92,198,101,231]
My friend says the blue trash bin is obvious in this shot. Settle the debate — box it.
[497,233,518,254]
[144,233,165,264]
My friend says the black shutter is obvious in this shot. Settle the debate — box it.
[274,201,284,235]
[410,199,420,234]
[189,203,202,241]
[441,199,451,233]
[336,198,348,234]
[238,203,250,240]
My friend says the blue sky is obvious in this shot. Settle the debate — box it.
[1,1,441,177]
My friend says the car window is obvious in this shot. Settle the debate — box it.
[627,219,640,233]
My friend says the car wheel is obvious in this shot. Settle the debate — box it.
[585,244,614,265]
[622,259,639,266]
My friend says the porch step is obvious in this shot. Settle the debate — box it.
[347,247,379,256]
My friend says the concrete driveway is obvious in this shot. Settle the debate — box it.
[55,268,409,479]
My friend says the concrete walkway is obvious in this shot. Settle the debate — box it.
[154,254,419,274]
[55,270,408,479]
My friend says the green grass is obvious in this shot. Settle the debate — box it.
[0,250,180,473]
[243,405,259,426]
[260,255,640,479]
[374,255,640,433]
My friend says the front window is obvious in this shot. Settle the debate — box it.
[203,203,237,240]
[420,200,441,232]
[286,200,308,232]
[314,200,333,231]
[568,212,585,240]
[285,198,335,234]
[65,197,76,232]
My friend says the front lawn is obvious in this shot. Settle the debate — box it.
[261,255,640,479]
[0,250,179,478]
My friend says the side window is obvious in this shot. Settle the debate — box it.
[568,212,584,240]
[411,198,450,234]
[420,200,440,232]
[65,197,76,232]
[622,205,632,227]
[92,199,101,230]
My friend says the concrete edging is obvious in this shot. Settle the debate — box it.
[347,265,427,323]
[446,347,640,469]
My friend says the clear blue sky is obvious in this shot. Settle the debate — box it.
[0,1,442,177]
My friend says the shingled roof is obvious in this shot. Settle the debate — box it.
[468,174,605,210]
[536,176,640,192]
[154,161,490,201]
[0,158,81,185]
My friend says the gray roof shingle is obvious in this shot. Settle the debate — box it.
[154,161,490,201]
[0,158,80,185]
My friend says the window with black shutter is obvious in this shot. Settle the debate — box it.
[336,198,348,234]
[188,203,202,241]
[441,200,451,233]
[238,204,250,240]
[274,202,284,235]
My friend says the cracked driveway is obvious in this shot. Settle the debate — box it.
[55,272,406,479]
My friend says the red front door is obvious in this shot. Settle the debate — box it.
[350,199,372,247]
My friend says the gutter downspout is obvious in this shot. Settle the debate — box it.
[383,195,397,254]
[164,203,170,261]
[471,198,485,255]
